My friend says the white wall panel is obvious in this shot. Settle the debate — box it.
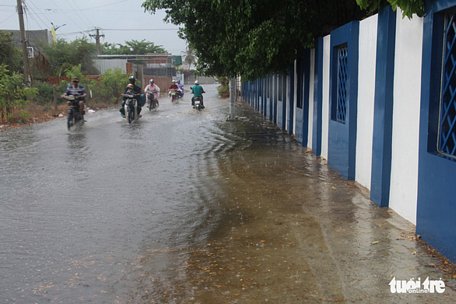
[321,35,331,160]
[356,15,378,190]
[389,11,423,224]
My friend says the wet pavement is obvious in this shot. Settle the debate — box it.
[1,85,455,303]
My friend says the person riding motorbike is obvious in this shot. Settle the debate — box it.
[144,79,160,107]
[191,80,205,108]
[176,79,184,98]
[64,77,87,119]
[120,75,142,118]
[168,79,179,101]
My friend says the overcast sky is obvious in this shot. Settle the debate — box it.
[0,0,187,55]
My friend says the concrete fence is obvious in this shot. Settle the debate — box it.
[241,1,456,262]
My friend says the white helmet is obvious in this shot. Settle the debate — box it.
[194,80,199,84]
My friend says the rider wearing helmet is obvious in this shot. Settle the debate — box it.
[176,79,184,98]
[120,75,143,118]
[144,78,161,106]
[191,80,205,108]
[168,79,178,91]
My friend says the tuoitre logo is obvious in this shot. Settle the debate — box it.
[389,277,446,294]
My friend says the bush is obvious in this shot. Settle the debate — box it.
[33,82,54,104]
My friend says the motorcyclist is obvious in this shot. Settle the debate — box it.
[176,79,184,98]
[144,79,160,107]
[191,80,205,108]
[64,77,87,117]
[120,75,142,118]
[168,79,178,91]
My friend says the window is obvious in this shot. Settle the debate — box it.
[438,13,456,159]
[332,44,348,123]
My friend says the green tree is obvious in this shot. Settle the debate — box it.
[0,64,37,123]
[142,0,425,79]
[102,40,167,55]
[142,0,367,79]
[96,68,128,104]
[42,38,98,76]
[0,32,22,73]
[355,0,424,18]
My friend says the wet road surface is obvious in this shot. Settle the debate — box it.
[1,85,455,303]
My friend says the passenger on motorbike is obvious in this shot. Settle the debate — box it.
[64,77,87,118]
[191,80,205,108]
[144,79,160,106]
[120,75,142,118]
[176,79,184,98]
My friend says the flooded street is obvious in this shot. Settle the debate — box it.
[1,84,455,303]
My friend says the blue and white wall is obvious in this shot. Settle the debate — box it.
[241,0,456,262]
[389,13,423,224]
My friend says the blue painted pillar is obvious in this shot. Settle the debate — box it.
[370,6,397,207]
[312,38,324,156]
[302,49,311,147]
[288,64,295,134]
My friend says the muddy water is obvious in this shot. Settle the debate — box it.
[0,85,454,303]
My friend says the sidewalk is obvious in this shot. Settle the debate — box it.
[174,103,456,303]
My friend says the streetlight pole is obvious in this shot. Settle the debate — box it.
[16,0,31,85]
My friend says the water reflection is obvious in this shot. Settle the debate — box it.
[1,88,454,303]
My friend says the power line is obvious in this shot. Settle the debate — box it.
[102,28,179,31]
[23,0,51,30]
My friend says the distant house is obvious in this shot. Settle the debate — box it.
[3,29,50,58]
[1,29,51,79]
[94,54,182,89]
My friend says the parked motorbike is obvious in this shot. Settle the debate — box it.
[122,92,138,124]
[147,92,159,111]
[63,95,84,130]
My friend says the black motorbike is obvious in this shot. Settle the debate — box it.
[122,92,138,124]
[192,96,204,111]
[64,95,84,130]
[147,92,159,111]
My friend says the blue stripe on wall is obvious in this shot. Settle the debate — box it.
[288,65,295,134]
[312,38,323,156]
[302,49,311,147]
[370,6,397,207]
[418,0,456,262]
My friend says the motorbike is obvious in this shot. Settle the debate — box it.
[63,95,84,130]
[168,89,179,103]
[193,96,204,111]
[147,91,159,111]
[122,92,138,124]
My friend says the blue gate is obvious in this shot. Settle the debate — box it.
[328,21,359,179]
[418,2,456,262]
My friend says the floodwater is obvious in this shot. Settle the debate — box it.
[0,85,454,303]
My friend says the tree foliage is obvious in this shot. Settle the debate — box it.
[355,0,424,18]
[142,0,424,79]
[0,64,37,123]
[42,38,98,76]
[0,32,23,73]
[95,68,128,104]
[142,0,367,79]
[102,40,167,55]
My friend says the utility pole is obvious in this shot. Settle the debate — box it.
[89,28,104,55]
[16,0,31,85]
